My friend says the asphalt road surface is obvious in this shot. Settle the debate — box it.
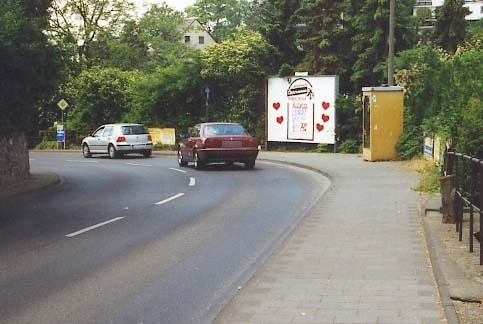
[0,152,330,324]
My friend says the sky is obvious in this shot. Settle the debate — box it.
[132,0,197,13]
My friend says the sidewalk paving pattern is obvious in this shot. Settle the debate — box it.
[215,152,445,324]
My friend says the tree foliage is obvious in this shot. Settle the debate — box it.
[252,0,303,74]
[348,0,417,92]
[395,42,483,159]
[432,0,470,54]
[49,0,134,67]
[201,28,276,137]
[292,0,345,76]
[0,0,62,136]
[64,67,143,131]
[186,0,251,40]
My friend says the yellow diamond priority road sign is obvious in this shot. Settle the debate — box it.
[57,99,69,110]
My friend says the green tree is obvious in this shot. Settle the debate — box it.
[291,0,345,76]
[49,0,134,68]
[126,53,204,130]
[138,4,188,69]
[90,20,147,71]
[456,97,483,158]
[186,0,251,40]
[251,0,303,75]
[201,27,276,136]
[349,0,417,92]
[0,0,62,136]
[65,67,143,132]
[432,0,470,54]
[395,42,482,159]
[1,0,62,182]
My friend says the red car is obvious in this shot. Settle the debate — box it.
[178,122,259,169]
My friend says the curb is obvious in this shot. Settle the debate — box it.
[422,195,483,324]
[0,172,61,199]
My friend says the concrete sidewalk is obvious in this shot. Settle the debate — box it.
[215,152,446,324]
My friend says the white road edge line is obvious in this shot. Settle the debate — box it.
[169,168,187,173]
[125,163,152,167]
[66,217,125,238]
[189,177,196,186]
[66,160,98,163]
[155,193,185,205]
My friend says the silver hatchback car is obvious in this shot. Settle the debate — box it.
[82,123,153,158]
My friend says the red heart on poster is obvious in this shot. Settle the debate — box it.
[316,123,324,132]
[276,116,284,124]
[322,114,330,123]
[273,102,280,110]
[322,102,330,110]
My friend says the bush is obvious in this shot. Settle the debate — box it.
[338,139,361,153]
[316,143,329,153]
[35,141,61,150]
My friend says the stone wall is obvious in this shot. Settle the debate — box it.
[0,132,30,186]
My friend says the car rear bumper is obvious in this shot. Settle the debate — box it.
[198,148,259,163]
[115,143,153,153]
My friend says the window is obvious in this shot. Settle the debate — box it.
[104,126,113,137]
[198,36,205,44]
[184,35,190,44]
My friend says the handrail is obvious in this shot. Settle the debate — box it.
[444,148,482,265]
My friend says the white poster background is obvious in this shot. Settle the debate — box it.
[267,76,338,144]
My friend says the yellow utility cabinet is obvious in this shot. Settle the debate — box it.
[362,86,404,161]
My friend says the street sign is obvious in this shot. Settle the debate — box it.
[201,86,212,101]
[57,99,69,111]
[56,124,65,143]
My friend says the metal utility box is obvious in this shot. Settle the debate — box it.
[362,86,404,161]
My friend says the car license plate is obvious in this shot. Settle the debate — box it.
[222,141,242,148]
[132,144,145,149]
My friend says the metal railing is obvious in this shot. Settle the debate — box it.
[444,149,483,265]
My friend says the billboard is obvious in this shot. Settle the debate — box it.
[148,128,176,145]
[267,76,338,144]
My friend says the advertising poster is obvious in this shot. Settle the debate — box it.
[267,76,338,144]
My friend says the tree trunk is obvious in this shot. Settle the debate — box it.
[0,132,30,186]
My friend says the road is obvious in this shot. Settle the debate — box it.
[0,152,330,324]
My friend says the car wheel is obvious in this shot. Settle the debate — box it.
[108,144,118,159]
[143,150,152,158]
[178,149,188,167]
[245,160,255,170]
[82,144,92,158]
[194,150,204,170]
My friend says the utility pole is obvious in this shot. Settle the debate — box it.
[388,0,395,86]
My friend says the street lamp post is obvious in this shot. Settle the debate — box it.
[388,0,395,86]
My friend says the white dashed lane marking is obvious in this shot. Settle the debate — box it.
[66,160,99,163]
[125,163,152,167]
[169,168,187,173]
[155,193,185,205]
[66,217,125,238]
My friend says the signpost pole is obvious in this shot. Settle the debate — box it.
[57,99,69,150]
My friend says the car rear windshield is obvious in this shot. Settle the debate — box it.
[122,125,148,135]
[204,124,248,136]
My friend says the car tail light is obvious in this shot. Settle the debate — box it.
[148,135,152,141]
[204,138,220,148]
[116,136,126,142]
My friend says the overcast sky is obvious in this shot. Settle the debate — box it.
[132,0,196,13]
